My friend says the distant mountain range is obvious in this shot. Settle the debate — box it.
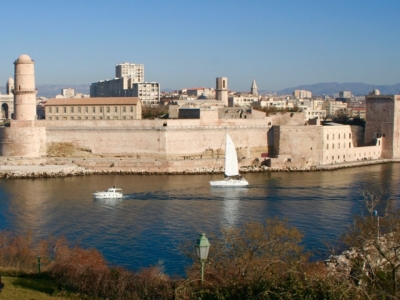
[1,82,399,98]
[275,82,400,96]
[0,84,91,98]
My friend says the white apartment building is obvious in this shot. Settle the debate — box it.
[228,94,259,107]
[339,91,352,98]
[258,98,292,109]
[298,106,326,121]
[115,63,144,82]
[293,90,312,98]
[296,99,324,110]
[62,88,75,98]
[322,100,348,117]
[129,82,160,106]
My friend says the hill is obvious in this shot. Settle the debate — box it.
[276,82,400,96]
[0,84,90,98]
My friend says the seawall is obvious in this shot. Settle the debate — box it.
[0,157,398,179]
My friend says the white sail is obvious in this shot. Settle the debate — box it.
[224,134,239,177]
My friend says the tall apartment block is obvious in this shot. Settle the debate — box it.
[115,63,144,82]
[90,62,160,106]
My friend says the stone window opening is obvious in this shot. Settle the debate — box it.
[338,134,340,139]
[338,143,340,149]
[349,133,351,138]
[78,107,81,113]
[107,107,110,113]
[85,107,88,113]
[123,107,126,113]
[332,144,334,149]
[92,107,95,113]
[63,107,66,113]
[114,107,117,113]
[49,107,52,113]
[327,144,329,149]
[100,107,103,113]
[333,134,335,139]
[71,107,74,113]
[327,134,329,140]
[349,142,351,148]
[56,107,59,113]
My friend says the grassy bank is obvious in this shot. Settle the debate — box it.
[0,276,74,300]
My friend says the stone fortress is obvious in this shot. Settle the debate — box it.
[0,54,398,174]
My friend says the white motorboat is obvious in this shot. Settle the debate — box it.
[210,134,249,187]
[93,187,123,198]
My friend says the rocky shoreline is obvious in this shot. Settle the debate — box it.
[0,158,398,179]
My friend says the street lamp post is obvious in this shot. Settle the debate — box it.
[195,233,211,284]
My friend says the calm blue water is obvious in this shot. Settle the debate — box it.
[0,163,399,276]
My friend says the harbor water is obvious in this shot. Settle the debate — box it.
[0,163,399,276]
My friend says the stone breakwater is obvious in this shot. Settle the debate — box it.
[0,158,398,179]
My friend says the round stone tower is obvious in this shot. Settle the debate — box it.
[0,54,46,157]
[13,54,38,120]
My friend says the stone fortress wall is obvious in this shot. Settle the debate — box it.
[36,118,270,160]
[0,54,398,174]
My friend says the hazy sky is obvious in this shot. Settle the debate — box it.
[1,0,399,92]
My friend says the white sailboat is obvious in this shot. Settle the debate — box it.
[210,134,249,187]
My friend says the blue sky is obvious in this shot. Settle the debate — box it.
[1,0,399,92]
